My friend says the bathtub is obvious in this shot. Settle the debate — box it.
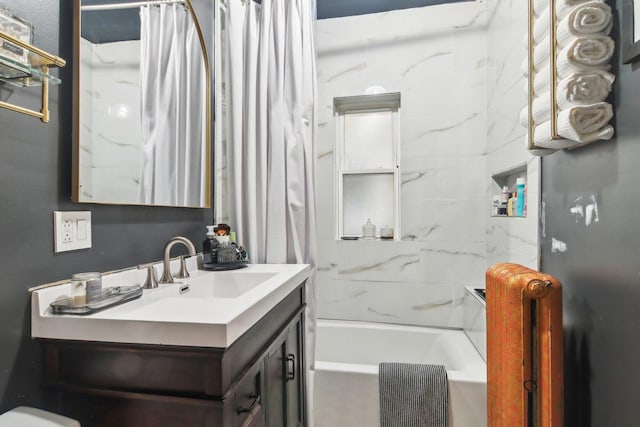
[313,319,487,427]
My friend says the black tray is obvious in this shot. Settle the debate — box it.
[202,261,248,271]
[50,285,143,315]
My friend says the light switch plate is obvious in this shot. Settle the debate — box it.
[54,211,92,252]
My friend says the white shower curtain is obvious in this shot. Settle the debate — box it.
[138,4,207,206]
[222,0,317,423]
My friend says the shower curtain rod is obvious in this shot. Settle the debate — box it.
[81,0,185,11]
[220,0,262,5]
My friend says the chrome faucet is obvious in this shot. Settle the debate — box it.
[159,236,197,284]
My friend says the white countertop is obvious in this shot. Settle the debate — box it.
[31,263,312,348]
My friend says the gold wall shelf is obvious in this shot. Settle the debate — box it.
[0,30,66,122]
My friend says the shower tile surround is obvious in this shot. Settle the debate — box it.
[315,0,539,328]
[485,0,539,270]
[464,286,487,361]
[79,38,142,203]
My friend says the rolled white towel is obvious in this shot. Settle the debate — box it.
[522,6,553,74]
[557,1,612,48]
[556,36,614,78]
[533,56,614,97]
[526,2,611,50]
[533,0,548,16]
[556,0,594,20]
[534,102,614,145]
[531,91,554,124]
[521,57,547,78]
[533,34,551,72]
[519,91,554,125]
[521,88,549,129]
[557,69,614,109]
[533,66,614,99]
[533,63,551,94]
[533,6,551,44]
[523,71,614,125]
[522,34,553,76]
[534,0,592,19]
[534,124,614,147]
[519,105,529,128]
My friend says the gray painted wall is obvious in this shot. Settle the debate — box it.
[0,1,212,412]
[541,2,640,425]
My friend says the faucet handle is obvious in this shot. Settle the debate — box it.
[175,256,191,279]
[137,263,159,289]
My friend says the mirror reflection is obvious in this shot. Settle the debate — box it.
[73,0,210,207]
[634,0,640,43]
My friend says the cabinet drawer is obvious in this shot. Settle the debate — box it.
[228,359,264,427]
[45,343,222,397]
[51,387,223,427]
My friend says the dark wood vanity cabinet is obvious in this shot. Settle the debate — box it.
[41,283,307,427]
[264,314,305,427]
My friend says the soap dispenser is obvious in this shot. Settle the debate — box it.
[203,225,218,264]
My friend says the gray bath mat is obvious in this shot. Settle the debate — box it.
[379,362,448,427]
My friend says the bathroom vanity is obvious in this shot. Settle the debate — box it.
[31,263,312,427]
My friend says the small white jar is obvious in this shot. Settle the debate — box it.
[380,226,394,240]
[70,272,102,305]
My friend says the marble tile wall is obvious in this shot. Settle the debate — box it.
[315,1,490,329]
[486,0,540,269]
[463,286,487,361]
[80,39,142,203]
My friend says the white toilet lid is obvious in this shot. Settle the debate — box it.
[0,407,80,427]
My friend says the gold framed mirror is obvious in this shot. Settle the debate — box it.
[623,0,640,63]
[72,0,211,208]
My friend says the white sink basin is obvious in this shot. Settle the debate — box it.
[31,263,312,348]
[175,271,277,299]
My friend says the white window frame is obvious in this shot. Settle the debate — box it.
[334,93,401,240]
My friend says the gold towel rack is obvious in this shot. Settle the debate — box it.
[0,30,66,123]
[528,0,561,150]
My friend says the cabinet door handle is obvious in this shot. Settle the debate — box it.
[286,354,296,381]
[237,392,261,414]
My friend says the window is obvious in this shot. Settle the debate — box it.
[334,93,400,239]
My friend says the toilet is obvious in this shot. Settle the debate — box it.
[0,407,80,426]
